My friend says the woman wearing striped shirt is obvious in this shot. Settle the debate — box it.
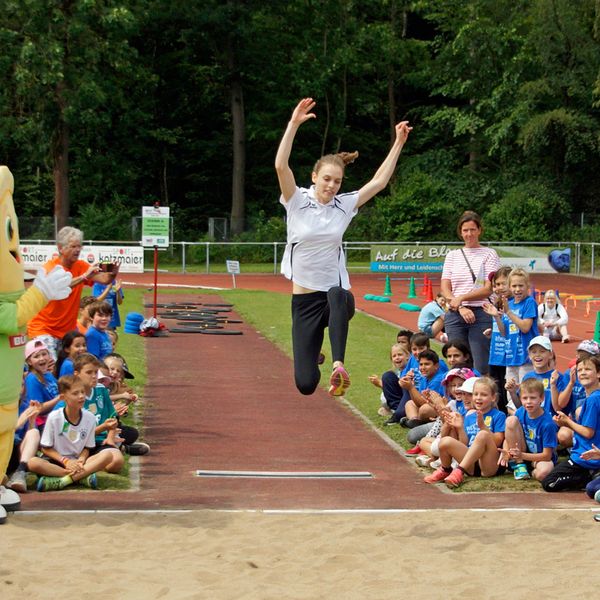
[440,211,500,375]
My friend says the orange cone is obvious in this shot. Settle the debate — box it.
[425,279,434,302]
[421,274,429,297]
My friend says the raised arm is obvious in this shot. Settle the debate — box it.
[275,98,316,202]
[356,121,412,208]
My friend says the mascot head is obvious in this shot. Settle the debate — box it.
[0,166,25,293]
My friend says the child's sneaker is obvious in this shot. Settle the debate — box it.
[594,489,600,504]
[513,463,530,480]
[423,467,452,483]
[36,476,67,492]
[444,468,464,488]
[429,458,441,469]
[415,454,432,468]
[405,445,423,456]
[328,365,350,396]
[7,470,27,494]
[79,473,98,489]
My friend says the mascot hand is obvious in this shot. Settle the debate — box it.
[33,266,72,300]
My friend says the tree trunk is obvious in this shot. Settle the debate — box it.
[228,13,246,237]
[229,72,246,236]
[53,82,70,232]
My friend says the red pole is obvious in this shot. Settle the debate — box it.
[153,245,158,319]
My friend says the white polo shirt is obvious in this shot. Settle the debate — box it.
[280,186,359,291]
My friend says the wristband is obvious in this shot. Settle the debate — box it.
[61,456,70,466]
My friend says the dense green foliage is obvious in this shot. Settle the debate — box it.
[1,0,599,241]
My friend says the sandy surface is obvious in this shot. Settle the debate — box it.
[2,509,599,599]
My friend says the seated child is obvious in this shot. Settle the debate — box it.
[28,375,114,492]
[368,343,410,417]
[417,293,447,341]
[23,339,60,432]
[398,349,446,429]
[407,367,476,463]
[441,340,477,372]
[104,354,150,455]
[509,336,568,416]
[538,290,569,343]
[85,301,114,360]
[420,376,478,470]
[73,353,124,474]
[542,355,600,493]
[6,399,42,493]
[385,332,431,425]
[396,329,414,352]
[554,340,600,449]
[580,443,600,502]
[500,378,558,482]
[424,377,506,488]
[54,330,87,378]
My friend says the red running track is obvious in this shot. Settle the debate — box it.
[20,283,597,511]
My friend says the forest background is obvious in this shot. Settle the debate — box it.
[1,0,600,245]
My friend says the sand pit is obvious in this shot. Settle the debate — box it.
[3,509,599,599]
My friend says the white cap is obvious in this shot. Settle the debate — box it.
[457,376,478,394]
[528,335,553,352]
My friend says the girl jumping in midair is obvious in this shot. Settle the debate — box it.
[275,98,411,396]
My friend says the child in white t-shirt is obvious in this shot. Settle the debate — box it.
[28,375,114,491]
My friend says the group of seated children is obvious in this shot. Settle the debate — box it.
[370,287,600,502]
[5,287,149,494]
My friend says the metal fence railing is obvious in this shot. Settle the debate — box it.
[20,239,599,277]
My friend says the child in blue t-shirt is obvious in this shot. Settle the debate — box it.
[511,336,567,417]
[554,340,600,450]
[54,330,87,378]
[500,378,557,482]
[399,349,447,428]
[504,268,539,384]
[23,339,61,431]
[85,301,114,360]
[542,355,600,493]
[92,280,124,329]
[424,377,506,488]
[417,293,447,341]
[482,266,513,413]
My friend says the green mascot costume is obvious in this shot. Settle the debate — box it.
[0,166,72,523]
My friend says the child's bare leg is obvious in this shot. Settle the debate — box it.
[460,431,499,476]
[532,460,554,481]
[431,316,445,337]
[70,452,114,482]
[20,429,41,463]
[504,416,526,462]
[438,436,468,468]
[404,400,418,419]
[417,404,436,421]
[557,426,573,449]
[419,437,434,457]
[97,448,124,473]
[27,457,69,477]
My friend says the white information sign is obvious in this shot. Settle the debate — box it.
[226,260,240,274]
[142,205,170,247]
